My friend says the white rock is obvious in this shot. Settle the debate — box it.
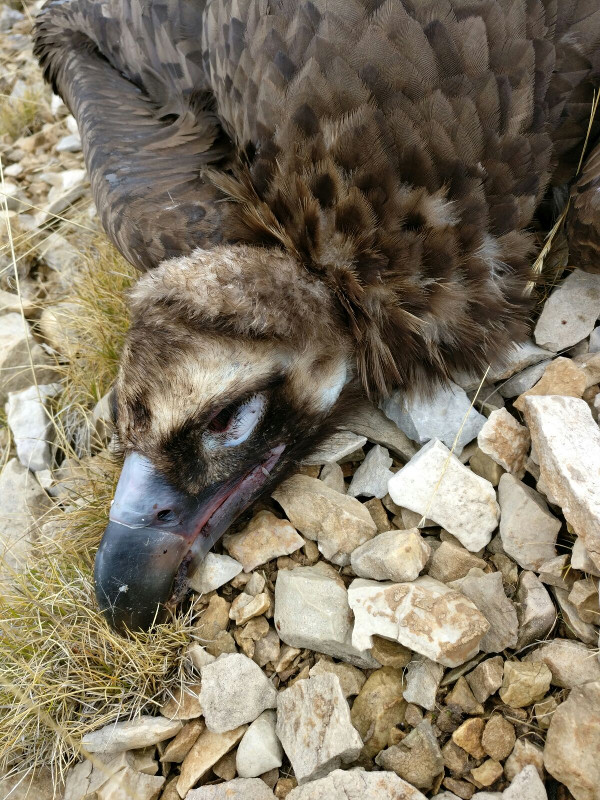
[272,474,377,566]
[454,569,518,653]
[303,431,367,464]
[497,360,553,398]
[50,93,65,115]
[96,766,164,800]
[534,269,600,351]
[522,396,600,571]
[347,444,394,499]
[0,181,26,211]
[341,398,417,460]
[186,644,216,670]
[381,382,486,455]
[403,656,445,710]
[37,232,80,280]
[571,537,600,577]
[236,710,282,778]
[503,765,547,800]
[274,565,377,668]
[56,133,82,152]
[0,458,52,582]
[224,510,304,572]
[349,576,489,667]
[388,439,499,552]
[187,553,242,594]
[477,409,530,476]
[187,779,275,800]
[526,639,600,688]
[81,715,183,753]
[350,529,430,582]
[287,768,428,799]
[177,726,247,796]
[0,313,57,403]
[276,674,363,784]
[6,383,62,471]
[319,462,345,493]
[498,474,559,570]
[0,6,24,31]
[59,168,87,192]
[590,326,600,353]
[200,654,277,733]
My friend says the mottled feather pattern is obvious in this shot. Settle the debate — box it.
[34,0,600,398]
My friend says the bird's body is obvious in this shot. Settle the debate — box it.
[34,0,600,630]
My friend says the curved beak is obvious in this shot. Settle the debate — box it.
[94,447,284,633]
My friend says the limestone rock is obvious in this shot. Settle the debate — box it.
[477,409,530,476]
[303,431,367,464]
[514,357,587,412]
[229,591,271,626]
[515,572,556,649]
[272,475,377,565]
[497,360,552,399]
[82,716,183,753]
[276,674,363,784]
[370,637,412,669]
[427,540,487,584]
[445,676,484,715]
[96,767,164,800]
[0,313,58,403]
[544,681,600,800]
[381,382,486,456]
[200,653,276,733]
[6,383,61,471]
[534,269,600,351]
[498,474,559,570]
[568,578,600,624]
[486,340,555,382]
[522,395,600,570]
[388,439,499,552]
[160,719,204,763]
[470,759,503,788]
[571,537,600,577]
[499,662,551,709]
[350,529,430,582]
[452,717,486,759]
[347,444,394,499]
[504,740,545,782]
[160,684,203,720]
[187,779,275,799]
[503,766,547,800]
[455,570,518,653]
[481,715,515,761]
[186,644,216,671]
[274,565,376,667]
[375,720,444,791]
[0,458,52,582]
[224,510,304,572]
[553,587,597,645]
[403,656,444,711]
[349,576,489,667]
[469,448,505,486]
[188,553,242,594]
[236,711,283,778]
[350,666,406,757]
[286,769,427,800]
[525,639,600,688]
[319,462,345,493]
[177,726,247,796]
[465,656,504,704]
[341,398,418,460]
[308,659,366,698]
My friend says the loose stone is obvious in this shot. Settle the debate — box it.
[82,716,183,753]
[498,474,559,570]
[286,768,427,800]
[224,510,304,572]
[347,444,394,499]
[525,638,600,687]
[350,529,430,582]
[477,409,530,476]
[236,711,283,778]
[177,726,247,796]
[498,662,552,709]
[308,659,366,698]
[187,553,242,594]
[350,666,406,757]
[465,656,504,704]
[187,779,276,800]
[534,269,600,351]
[515,571,556,649]
[403,656,445,711]
[454,569,518,653]
[375,720,444,791]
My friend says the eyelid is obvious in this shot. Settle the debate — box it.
[220,393,266,447]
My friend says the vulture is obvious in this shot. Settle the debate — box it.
[34,0,600,632]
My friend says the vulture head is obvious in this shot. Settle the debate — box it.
[96,245,354,631]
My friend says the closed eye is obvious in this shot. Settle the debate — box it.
[204,393,266,447]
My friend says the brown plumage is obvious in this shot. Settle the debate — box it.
[33,0,600,631]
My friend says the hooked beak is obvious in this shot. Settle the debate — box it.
[94,447,284,633]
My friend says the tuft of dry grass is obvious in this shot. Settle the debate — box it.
[0,86,49,140]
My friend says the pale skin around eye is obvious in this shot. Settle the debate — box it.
[202,392,267,449]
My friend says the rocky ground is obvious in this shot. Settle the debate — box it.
[2,4,600,800]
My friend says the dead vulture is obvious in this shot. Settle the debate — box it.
[34,0,600,631]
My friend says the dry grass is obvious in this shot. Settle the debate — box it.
[0,85,50,140]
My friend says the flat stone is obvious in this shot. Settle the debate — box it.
[272,475,377,565]
[224,510,304,572]
[253,627,281,667]
[454,570,518,653]
[188,553,242,594]
[514,357,587,411]
[388,439,499,552]
[381,382,486,456]
[276,674,363,784]
[0,769,58,800]
[274,565,377,667]
[375,720,444,791]
[498,474,559,570]
[503,765,547,800]
[177,726,247,796]
[308,659,366,698]
[347,445,394,499]
[498,662,551,709]
[445,677,484,715]
[0,313,58,404]
[485,340,556,382]
[515,572,556,648]
[186,644,216,671]
[522,395,600,570]
[350,666,406,756]
[341,399,418,460]
[469,448,505,486]
[553,587,597,644]
[402,656,444,711]
[370,637,412,669]
[481,715,515,761]
[200,653,276,733]
[537,554,572,591]
[427,541,487,584]
[194,595,231,655]
[568,577,599,623]
[303,431,367,464]
[96,767,164,800]
[349,576,489,667]
[470,759,503,788]
[525,639,600,688]
[286,768,428,800]
[571,538,600,577]
[544,681,600,800]
[319,462,345,493]
[160,719,204,763]
[465,656,504,704]
[56,133,82,152]
[229,591,271,626]
[497,360,552,398]
[82,716,183,753]
[187,779,275,799]
[351,529,430,582]
[477,409,530,476]
[236,710,283,778]
[0,458,52,582]
[534,269,600,351]
[160,684,203,720]
[452,717,486,759]
[504,740,545,782]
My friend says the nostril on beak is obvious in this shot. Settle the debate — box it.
[156,509,176,523]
